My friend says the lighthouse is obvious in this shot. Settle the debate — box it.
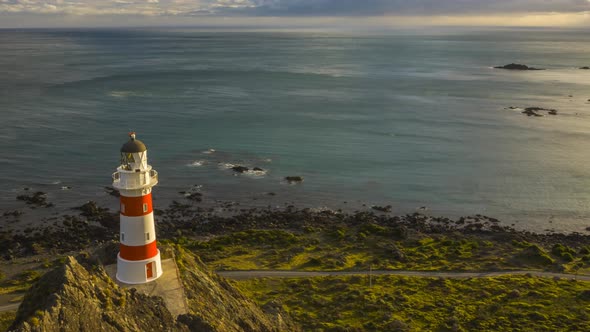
[112,132,162,284]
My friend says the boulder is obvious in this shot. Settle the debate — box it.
[580,67,590,70]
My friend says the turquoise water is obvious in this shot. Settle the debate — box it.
[2,28,590,232]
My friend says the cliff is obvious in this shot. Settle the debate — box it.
[173,246,298,332]
[8,247,299,332]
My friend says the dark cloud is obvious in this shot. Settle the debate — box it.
[216,0,590,16]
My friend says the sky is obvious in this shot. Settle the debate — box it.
[1,0,590,28]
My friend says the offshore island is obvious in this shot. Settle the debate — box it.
[1,134,589,331]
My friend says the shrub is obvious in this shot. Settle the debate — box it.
[359,223,388,236]
[30,317,40,327]
[512,240,532,248]
[579,290,590,301]
[512,245,554,266]
[561,252,574,262]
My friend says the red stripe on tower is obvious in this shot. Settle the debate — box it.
[120,193,153,217]
[119,241,159,261]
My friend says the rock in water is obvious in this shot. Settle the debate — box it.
[285,176,304,183]
[494,63,544,70]
[580,66,590,70]
[372,205,392,213]
[231,166,249,173]
[520,107,558,117]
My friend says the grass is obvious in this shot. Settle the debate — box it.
[186,228,590,274]
[0,270,43,296]
[0,311,16,331]
[237,275,590,331]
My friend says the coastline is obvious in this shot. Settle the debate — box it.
[2,192,589,264]
[3,182,590,235]
[3,192,590,331]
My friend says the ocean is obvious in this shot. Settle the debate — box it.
[1,27,590,233]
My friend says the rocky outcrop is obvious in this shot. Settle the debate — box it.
[16,192,53,208]
[175,246,300,332]
[74,201,118,230]
[505,106,558,117]
[494,63,544,70]
[580,67,590,70]
[522,107,558,117]
[9,255,186,332]
[9,248,300,332]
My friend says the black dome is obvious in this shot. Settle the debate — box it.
[120,136,147,153]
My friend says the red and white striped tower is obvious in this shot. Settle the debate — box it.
[112,132,162,284]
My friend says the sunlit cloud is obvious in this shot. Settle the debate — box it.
[1,0,590,27]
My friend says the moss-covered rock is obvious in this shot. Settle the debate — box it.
[9,256,185,332]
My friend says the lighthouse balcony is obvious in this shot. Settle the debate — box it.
[113,168,158,190]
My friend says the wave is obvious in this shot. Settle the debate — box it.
[218,162,236,169]
[187,160,205,167]
[108,90,152,98]
[50,68,351,90]
[243,169,267,177]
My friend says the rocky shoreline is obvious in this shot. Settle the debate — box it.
[1,197,589,262]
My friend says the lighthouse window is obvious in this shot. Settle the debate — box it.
[143,203,148,212]
[146,232,150,241]
[121,153,135,170]
[121,233,125,241]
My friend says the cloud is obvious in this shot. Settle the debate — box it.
[1,0,590,27]
[215,0,590,16]
[2,0,590,17]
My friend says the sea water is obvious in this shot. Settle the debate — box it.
[1,27,590,232]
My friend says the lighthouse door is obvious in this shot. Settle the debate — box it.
[146,262,154,279]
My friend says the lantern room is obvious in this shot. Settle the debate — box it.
[120,132,148,171]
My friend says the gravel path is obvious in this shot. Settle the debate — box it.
[0,303,20,312]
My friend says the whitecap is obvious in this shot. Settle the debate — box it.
[202,149,216,154]
[218,162,236,169]
[187,160,205,167]
[244,169,267,177]
[109,91,134,98]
